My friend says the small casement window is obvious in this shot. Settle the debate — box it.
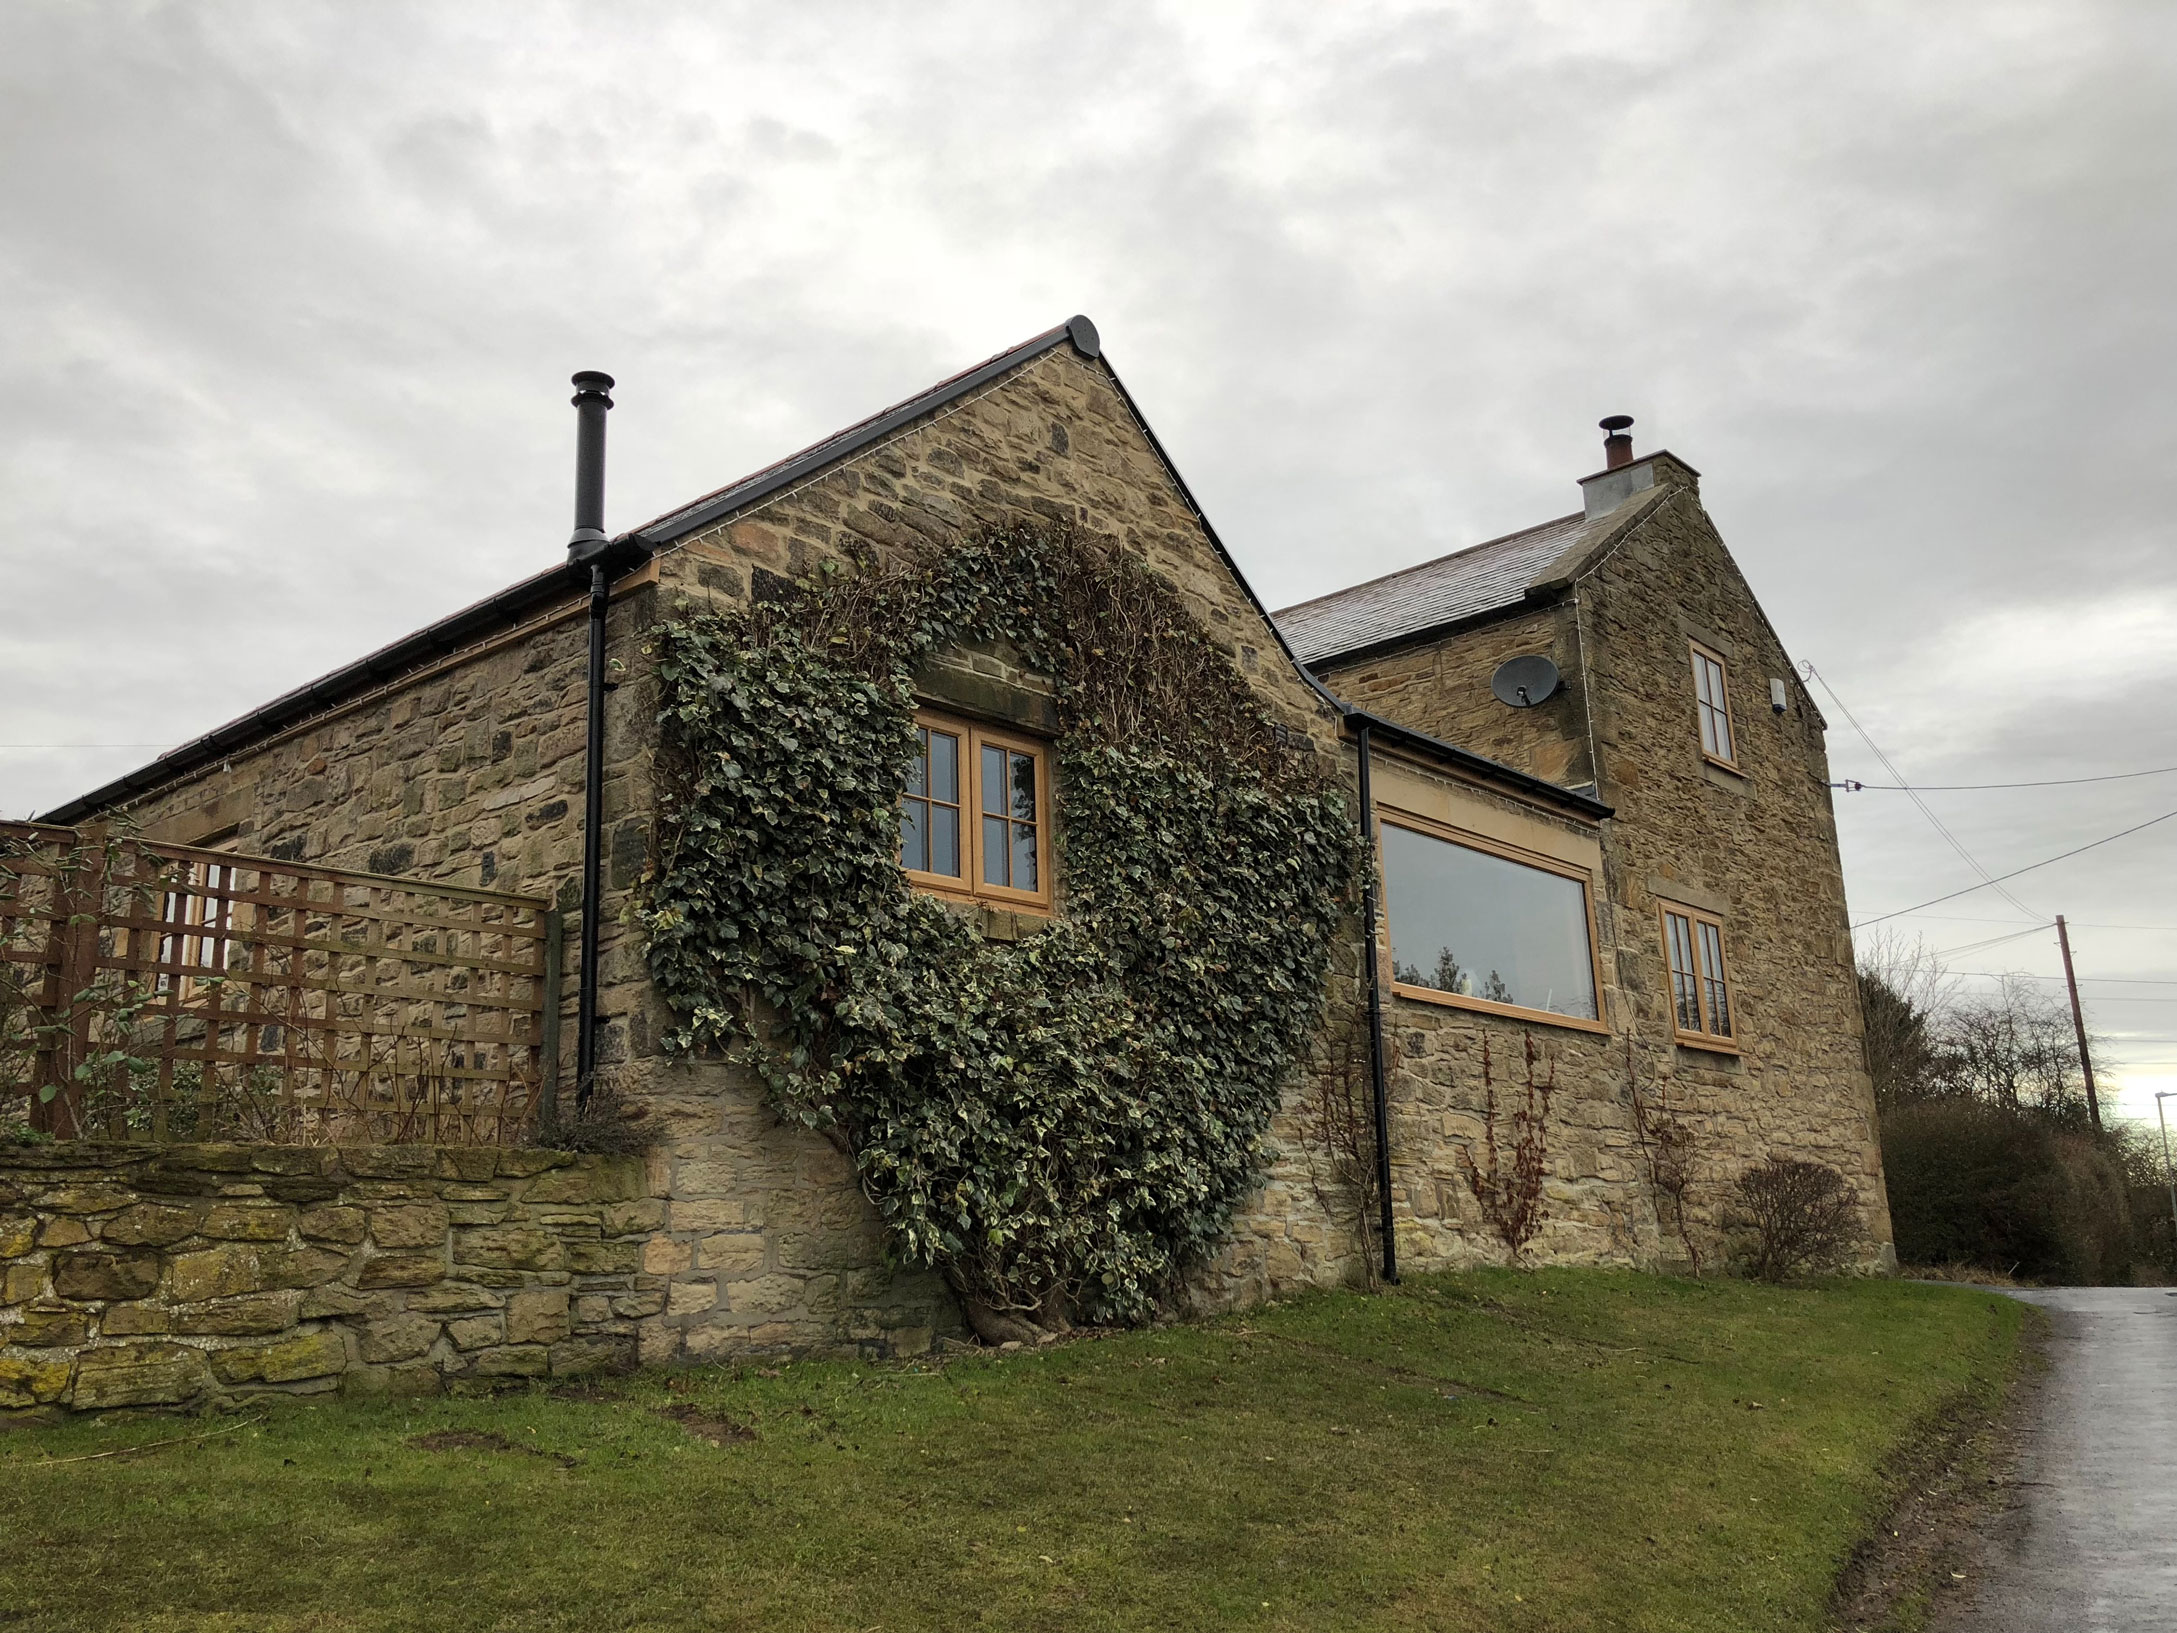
[899,710,1051,909]
[1378,814,1604,1032]
[1661,904,1736,1047]
[1689,640,1737,766]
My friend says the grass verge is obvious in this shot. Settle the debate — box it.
[0,1269,2024,1632]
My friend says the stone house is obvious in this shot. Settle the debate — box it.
[23,316,1891,1388]
[1273,429,1893,1278]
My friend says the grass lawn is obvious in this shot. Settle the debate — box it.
[0,1269,2023,1632]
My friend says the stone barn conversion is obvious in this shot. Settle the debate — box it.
[2,316,1891,1411]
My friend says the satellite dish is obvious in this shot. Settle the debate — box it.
[1491,654,1561,708]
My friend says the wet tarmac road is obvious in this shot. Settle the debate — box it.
[1941,1287,2177,1632]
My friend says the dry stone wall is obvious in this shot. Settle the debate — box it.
[0,1142,660,1413]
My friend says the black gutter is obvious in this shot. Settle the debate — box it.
[1354,720,1399,1286]
[1341,707,1612,821]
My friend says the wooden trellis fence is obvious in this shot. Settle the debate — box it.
[0,822,561,1146]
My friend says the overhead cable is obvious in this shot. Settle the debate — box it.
[1834,763,2177,792]
[1803,661,2041,920]
[1953,971,2177,987]
[1927,924,2053,959]
[1854,802,2177,928]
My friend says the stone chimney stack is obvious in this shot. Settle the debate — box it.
[1578,416,1701,520]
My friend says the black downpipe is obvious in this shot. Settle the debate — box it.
[1354,721,1398,1284]
[567,370,615,1106]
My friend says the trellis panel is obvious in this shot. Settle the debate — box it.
[0,822,561,1146]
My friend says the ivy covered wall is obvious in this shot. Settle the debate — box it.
[642,525,1355,1339]
[618,340,1368,1359]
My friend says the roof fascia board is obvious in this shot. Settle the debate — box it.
[46,321,1103,825]
[1346,707,1611,821]
[44,312,1355,825]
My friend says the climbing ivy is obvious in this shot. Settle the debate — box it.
[643,523,1356,1332]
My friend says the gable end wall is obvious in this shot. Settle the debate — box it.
[1312,484,1892,1270]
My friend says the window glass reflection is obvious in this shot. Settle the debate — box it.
[1382,822,1597,1021]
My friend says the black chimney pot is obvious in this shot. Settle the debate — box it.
[568,370,615,562]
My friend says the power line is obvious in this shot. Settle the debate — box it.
[1895,913,2177,930]
[1852,801,2177,928]
[1835,763,2177,792]
[0,744,172,750]
[1974,994,2176,1005]
[1928,924,2052,959]
[1953,972,2177,987]
[1804,662,2041,920]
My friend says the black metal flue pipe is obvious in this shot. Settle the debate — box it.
[567,370,615,1106]
[1354,721,1399,1285]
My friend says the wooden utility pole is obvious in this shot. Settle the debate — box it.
[2056,914,2103,1133]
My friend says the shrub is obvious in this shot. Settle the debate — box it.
[528,1080,655,1156]
[1880,1099,2134,1283]
[1730,1159,1858,1282]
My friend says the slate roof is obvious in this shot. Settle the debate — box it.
[1272,512,1589,667]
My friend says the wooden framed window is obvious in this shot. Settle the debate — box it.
[158,846,243,1001]
[1660,902,1736,1048]
[900,710,1050,909]
[1377,810,1607,1034]
[1689,640,1737,767]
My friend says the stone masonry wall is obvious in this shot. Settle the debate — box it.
[1319,603,1596,791]
[103,579,658,1078]
[55,336,1354,1363]
[47,337,1797,1360]
[611,337,1359,1363]
[0,1142,660,1414]
[1317,471,1893,1269]
[1194,743,1677,1316]
[1576,481,1892,1259]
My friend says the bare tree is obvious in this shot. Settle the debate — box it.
[1855,929,1956,1110]
[1936,975,2099,1128]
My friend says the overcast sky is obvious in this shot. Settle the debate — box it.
[5,1,2174,1121]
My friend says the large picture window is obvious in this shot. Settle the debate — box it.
[900,710,1051,909]
[1379,815,1602,1029]
[1661,903,1736,1047]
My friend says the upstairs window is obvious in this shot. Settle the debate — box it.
[1661,903,1736,1047]
[1379,814,1603,1031]
[1690,640,1736,766]
[900,710,1050,909]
